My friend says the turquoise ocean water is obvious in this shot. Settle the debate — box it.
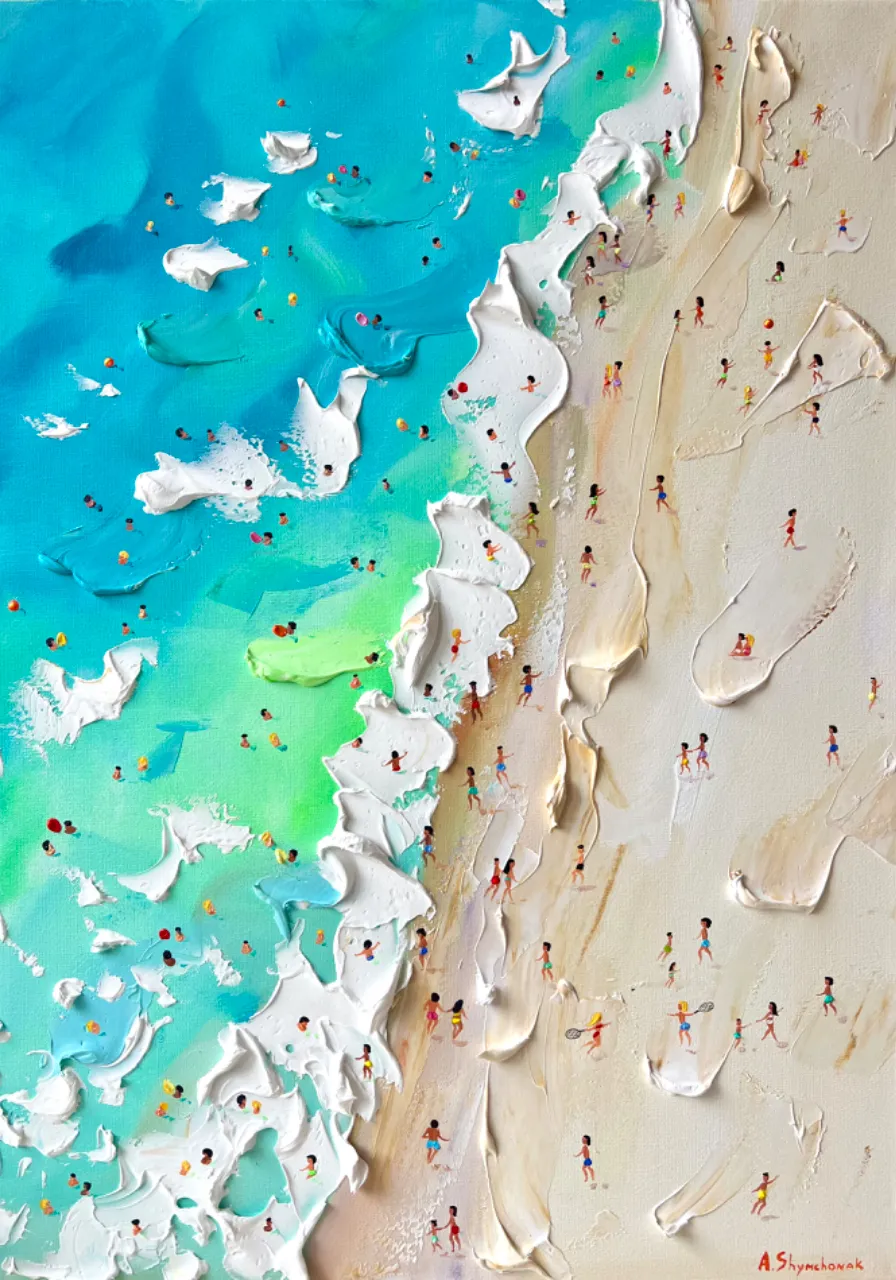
[0,0,660,1266]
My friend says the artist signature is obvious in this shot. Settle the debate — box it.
[758,1253,864,1273]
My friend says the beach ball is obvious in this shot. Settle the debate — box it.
[327,172,337,184]
[85,1021,101,1035]
[514,189,526,202]
[261,246,270,257]
[202,899,216,916]
[159,929,171,940]
[261,831,274,846]
[137,756,149,771]
[396,417,409,431]
[277,98,286,107]
[763,318,774,330]
[7,600,20,611]
[47,818,62,834]
[458,381,469,394]
[509,197,521,208]
[356,312,369,326]
[104,357,115,368]
[145,220,155,233]
[338,165,347,174]
[118,550,130,565]
[288,292,298,306]
[625,65,636,77]
[470,149,480,160]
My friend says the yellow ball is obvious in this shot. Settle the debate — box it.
[288,292,298,306]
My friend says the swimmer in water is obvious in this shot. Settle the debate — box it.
[462,766,483,813]
[494,745,512,789]
[826,725,840,767]
[571,843,586,886]
[818,976,837,1015]
[580,545,596,583]
[669,1001,692,1046]
[517,664,541,707]
[576,1136,596,1183]
[491,460,516,484]
[782,507,797,549]
[651,474,670,513]
[355,939,380,961]
[697,916,713,962]
[751,1173,777,1214]
[585,482,606,520]
[717,357,734,388]
[500,858,517,904]
[382,749,408,773]
[564,209,582,226]
[302,1155,317,1180]
[869,677,882,711]
[521,374,540,392]
[482,539,501,562]
[541,941,554,982]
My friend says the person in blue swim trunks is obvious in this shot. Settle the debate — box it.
[576,1135,596,1183]
[494,745,512,789]
[669,1000,692,1047]
[697,916,713,963]
[422,1121,449,1165]
[826,725,840,768]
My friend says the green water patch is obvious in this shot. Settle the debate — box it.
[246,632,386,687]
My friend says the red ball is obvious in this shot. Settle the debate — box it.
[47,818,62,833]
[159,929,171,940]
[763,318,774,330]
[277,98,286,107]
[7,599,20,612]
[104,357,115,368]
[457,381,468,394]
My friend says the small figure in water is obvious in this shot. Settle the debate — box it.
[751,1173,777,1214]
[818,976,838,1015]
[520,374,540,393]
